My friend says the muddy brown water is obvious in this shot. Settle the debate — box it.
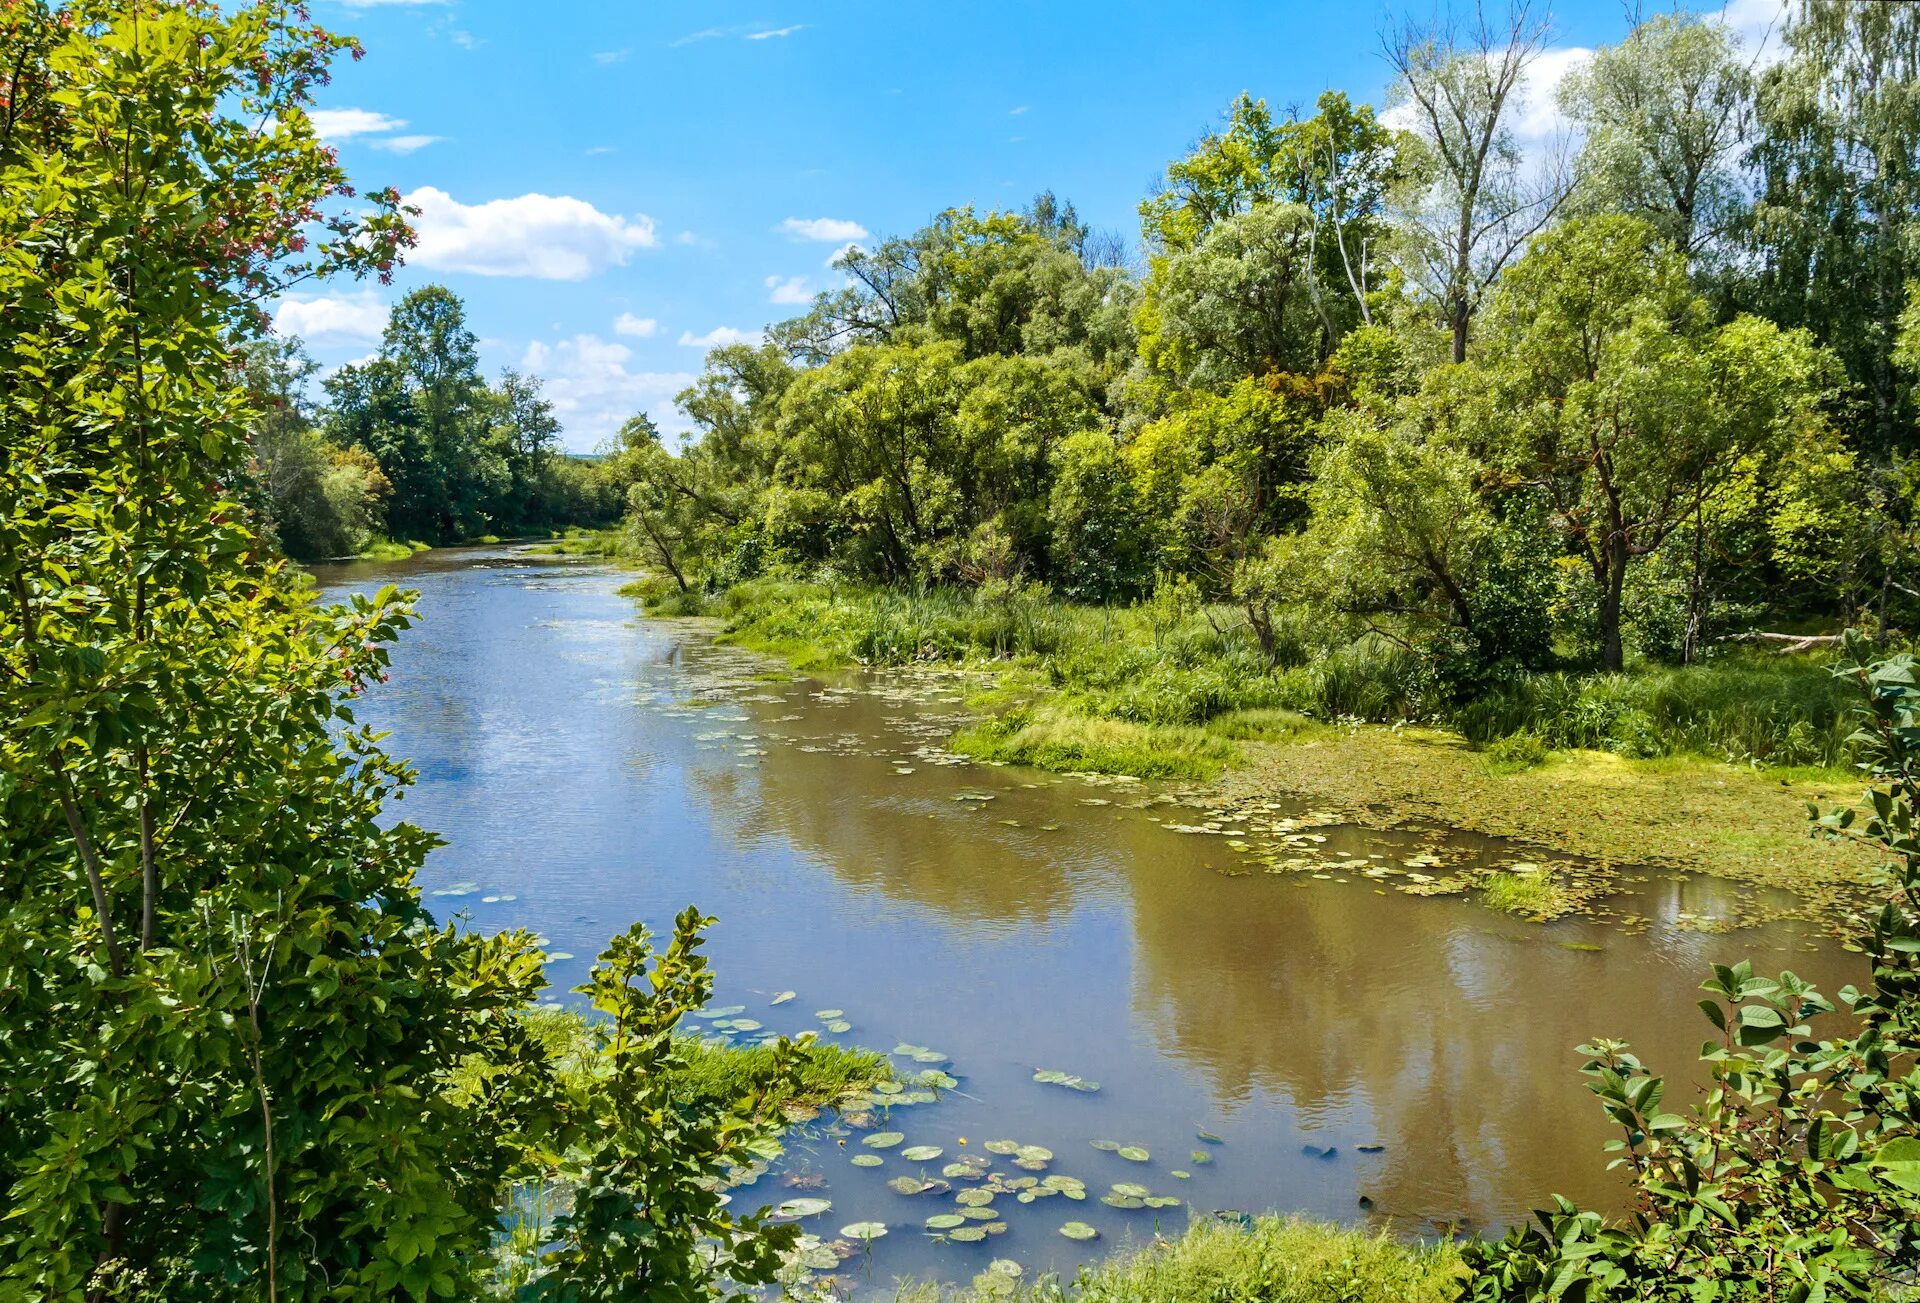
[313,545,1859,1290]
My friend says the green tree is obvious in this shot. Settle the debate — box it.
[1385,3,1570,362]
[240,337,390,560]
[1559,12,1754,267]
[1747,0,1920,453]
[1485,216,1829,670]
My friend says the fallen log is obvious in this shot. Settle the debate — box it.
[1719,631,1846,654]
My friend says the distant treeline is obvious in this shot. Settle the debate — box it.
[243,286,619,560]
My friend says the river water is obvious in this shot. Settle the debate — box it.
[313,545,1857,1290]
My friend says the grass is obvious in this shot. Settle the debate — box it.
[1479,868,1569,919]
[355,535,433,561]
[517,1004,890,1113]
[951,704,1238,780]
[888,1216,1465,1303]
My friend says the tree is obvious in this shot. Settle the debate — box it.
[1747,0,1920,454]
[1385,1,1571,362]
[240,337,389,560]
[1486,215,1829,670]
[1559,12,1755,268]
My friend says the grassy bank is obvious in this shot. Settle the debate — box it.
[888,1216,1465,1303]
[608,575,1883,905]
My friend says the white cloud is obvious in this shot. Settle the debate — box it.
[449,29,481,50]
[670,26,731,47]
[613,312,660,338]
[274,290,388,344]
[765,275,812,305]
[519,334,696,448]
[1721,0,1791,66]
[780,216,868,242]
[1009,105,1029,116]
[585,145,617,156]
[746,24,804,39]
[824,241,862,267]
[308,108,407,141]
[371,133,442,155]
[403,186,659,280]
[1512,45,1592,141]
[678,326,760,349]
[593,48,629,64]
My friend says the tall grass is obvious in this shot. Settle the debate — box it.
[887,1217,1465,1303]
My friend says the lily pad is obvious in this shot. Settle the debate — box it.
[955,1188,995,1207]
[873,1080,905,1096]
[1101,1194,1145,1209]
[948,1226,988,1243]
[983,1139,1021,1155]
[1144,1196,1182,1209]
[815,1009,844,1020]
[1111,1182,1150,1199]
[959,1207,999,1221]
[887,1176,939,1196]
[1170,1170,1191,1180]
[1059,1221,1099,1241]
[729,1019,763,1032]
[915,1070,959,1090]
[1089,1140,1122,1153]
[840,1221,888,1242]
[700,1005,746,1018]
[1189,1150,1213,1165]
[989,1259,1023,1278]
[1116,1146,1150,1163]
[901,1145,944,1162]
[1033,1069,1101,1093]
[850,1154,884,1168]
[775,1198,833,1219]
[1196,1129,1224,1144]
[770,991,796,1005]
[1016,1145,1053,1163]
[863,1132,904,1149]
[825,1020,852,1034]
[1041,1175,1085,1191]
[925,1214,966,1230]
[944,1161,988,1179]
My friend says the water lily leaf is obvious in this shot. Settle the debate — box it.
[840,1222,888,1241]
[1033,1069,1101,1093]
[887,1176,938,1196]
[1089,1140,1121,1153]
[1016,1191,1035,1204]
[1144,1196,1181,1209]
[700,1005,746,1018]
[1041,1175,1085,1191]
[1059,1221,1099,1241]
[948,1226,987,1243]
[1116,1146,1150,1163]
[770,991,796,1005]
[955,1188,995,1207]
[776,1198,833,1218]
[983,1139,1020,1155]
[863,1132,904,1149]
[1013,1157,1049,1171]
[943,1161,988,1179]
[901,1145,944,1162]
[892,1043,928,1056]
[825,1020,852,1034]
[544,951,575,961]
[915,1071,959,1090]
[729,1019,762,1032]
[1101,1194,1145,1209]
[1061,1187,1086,1200]
[925,1214,966,1230]
[850,1154,884,1167]
[1170,1170,1191,1180]
[984,1220,1009,1235]
[1196,1129,1224,1144]
[1016,1145,1053,1163]
[990,1259,1023,1278]
[1110,1183,1149,1199]
[873,1081,905,1096]
[815,1009,844,1020]
[959,1207,999,1221]
[911,1050,949,1064]
[1003,1177,1037,1189]
[1189,1150,1213,1165]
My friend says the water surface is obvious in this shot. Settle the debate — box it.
[314,546,1856,1289]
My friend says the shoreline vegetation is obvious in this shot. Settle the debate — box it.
[569,553,1883,915]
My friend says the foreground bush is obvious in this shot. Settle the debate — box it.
[1466,634,1920,1300]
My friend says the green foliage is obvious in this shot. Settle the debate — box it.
[518,912,803,1300]
[1465,635,1920,1299]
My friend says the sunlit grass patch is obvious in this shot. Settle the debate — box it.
[951,707,1236,780]
[890,1216,1465,1303]
[1480,867,1570,919]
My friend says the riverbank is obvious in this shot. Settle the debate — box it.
[616,574,1884,914]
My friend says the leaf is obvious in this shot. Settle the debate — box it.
[839,1222,888,1241]
[1058,1221,1100,1241]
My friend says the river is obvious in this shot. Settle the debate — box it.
[313,545,1857,1290]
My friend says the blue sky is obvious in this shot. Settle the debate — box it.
[284,0,1780,451]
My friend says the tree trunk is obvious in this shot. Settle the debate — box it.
[1599,537,1629,673]
[1450,302,1469,365]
